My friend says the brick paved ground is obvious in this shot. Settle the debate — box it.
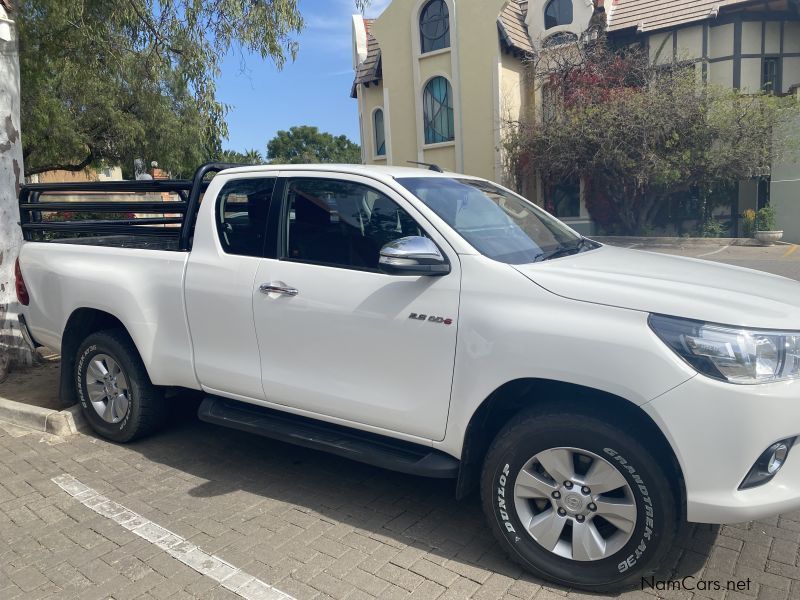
[1,410,800,600]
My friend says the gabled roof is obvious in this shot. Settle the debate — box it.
[607,0,758,33]
[499,0,534,55]
[351,18,382,98]
[351,0,785,97]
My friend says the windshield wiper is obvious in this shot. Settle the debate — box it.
[533,237,594,262]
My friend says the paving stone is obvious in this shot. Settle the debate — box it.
[3,411,800,600]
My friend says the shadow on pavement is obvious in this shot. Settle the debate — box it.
[116,395,719,596]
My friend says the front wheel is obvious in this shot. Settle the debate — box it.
[76,329,167,442]
[481,409,678,591]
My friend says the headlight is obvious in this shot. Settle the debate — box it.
[649,314,800,384]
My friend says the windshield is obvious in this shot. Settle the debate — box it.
[397,177,585,264]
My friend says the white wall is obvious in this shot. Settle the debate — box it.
[772,111,800,243]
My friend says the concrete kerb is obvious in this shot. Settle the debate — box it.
[0,396,88,435]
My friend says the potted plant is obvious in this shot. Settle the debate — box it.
[754,206,783,245]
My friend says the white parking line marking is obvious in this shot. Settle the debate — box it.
[52,474,295,600]
[696,244,731,258]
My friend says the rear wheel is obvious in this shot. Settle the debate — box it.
[481,409,678,591]
[76,329,167,442]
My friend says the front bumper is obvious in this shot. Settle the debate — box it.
[643,375,800,524]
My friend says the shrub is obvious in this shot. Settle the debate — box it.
[756,206,777,231]
[698,219,726,238]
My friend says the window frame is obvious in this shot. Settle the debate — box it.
[422,76,455,145]
[214,176,280,259]
[275,174,450,274]
[419,0,451,55]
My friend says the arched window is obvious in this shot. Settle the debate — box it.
[544,0,573,29]
[373,109,386,157]
[419,0,450,54]
[542,31,578,47]
[423,77,454,144]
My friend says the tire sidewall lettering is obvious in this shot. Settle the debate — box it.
[602,447,655,574]
[497,463,518,535]
[76,344,96,411]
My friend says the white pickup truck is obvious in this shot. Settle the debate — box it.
[15,163,800,590]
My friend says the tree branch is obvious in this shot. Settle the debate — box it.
[26,151,95,176]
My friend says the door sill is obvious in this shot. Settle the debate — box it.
[198,396,460,478]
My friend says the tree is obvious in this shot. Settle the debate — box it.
[267,126,361,164]
[17,0,305,176]
[4,0,372,376]
[217,149,265,165]
[0,3,29,380]
[504,38,800,235]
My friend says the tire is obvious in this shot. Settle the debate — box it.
[481,408,678,591]
[75,329,168,442]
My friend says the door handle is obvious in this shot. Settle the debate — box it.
[259,283,299,297]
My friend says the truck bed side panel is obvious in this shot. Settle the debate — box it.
[20,242,199,390]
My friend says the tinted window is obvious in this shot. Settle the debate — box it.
[216,178,276,257]
[284,179,424,270]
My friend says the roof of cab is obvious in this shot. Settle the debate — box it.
[219,163,482,182]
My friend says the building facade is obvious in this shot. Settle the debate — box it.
[352,0,800,239]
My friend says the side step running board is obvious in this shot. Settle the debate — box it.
[198,396,460,479]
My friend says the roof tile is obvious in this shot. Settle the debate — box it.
[499,0,534,54]
[608,0,757,32]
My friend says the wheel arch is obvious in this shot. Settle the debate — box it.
[456,378,685,516]
[58,308,145,408]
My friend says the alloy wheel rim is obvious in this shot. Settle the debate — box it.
[85,354,130,424]
[513,447,638,561]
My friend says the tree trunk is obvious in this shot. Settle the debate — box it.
[0,11,34,381]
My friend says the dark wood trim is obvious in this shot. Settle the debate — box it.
[781,20,785,54]
[780,22,786,92]
[708,52,800,62]
[673,30,678,60]
[702,23,709,82]
[733,20,743,89]
[711,11,800,26]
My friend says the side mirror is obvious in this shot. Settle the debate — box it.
[379,236,450,276]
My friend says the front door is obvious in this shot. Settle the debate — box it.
[252,173,460,441]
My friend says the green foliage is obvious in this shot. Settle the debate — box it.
[267,126,361,164]
[757,206,778,231]
[697,219,727,238]
[18,0,304,177]
[217,149,265,165]
[507,39,800,235]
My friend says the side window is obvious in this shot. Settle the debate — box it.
[284,178,424,271]
[216,178,277,257]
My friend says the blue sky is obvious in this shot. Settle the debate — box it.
[216,0,391,155]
